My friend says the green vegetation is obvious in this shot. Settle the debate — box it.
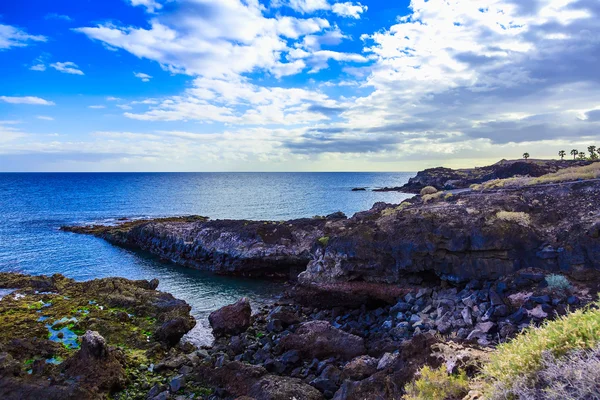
[318,236,330,247]
[558,150,566,160]
[420,186,438,196]
[570,149,579,160]
[589,145,598,160]
[482,302,600,397]
[403,366,469,400]
[523,152,530,161]
[545,274,571,293]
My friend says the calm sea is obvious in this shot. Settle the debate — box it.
[0,172,413,344]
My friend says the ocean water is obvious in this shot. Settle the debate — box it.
[0,172,413,344]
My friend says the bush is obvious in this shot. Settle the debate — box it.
[496,211,531,226]
[483,303,600,397]
[545,274,571,292]
[403,366,470,400]
[422,192,444,203]
[420,186,439,196]
[318,236,330,247]
[490,346,600,400]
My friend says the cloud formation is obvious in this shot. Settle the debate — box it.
[50,61,84,75]
[134,72,152,82]
[0,24,46,50]
[0,96,55,105]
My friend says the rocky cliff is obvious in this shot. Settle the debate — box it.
[62,214,344,278]
[376,159,591,193]
[302,180,600,285]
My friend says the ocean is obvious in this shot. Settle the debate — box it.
[0,172,413,344]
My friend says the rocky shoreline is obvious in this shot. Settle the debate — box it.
[5,161,600,399]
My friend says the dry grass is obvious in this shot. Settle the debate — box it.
[474,163,600,190]
[482,302,600,397]
[420,186,439,195]
[403,366,470,400]
[381,202,412,217]
[495,211,531,226]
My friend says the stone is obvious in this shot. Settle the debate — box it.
[377,352,400,371]
[343,355,378,380]
[461,307,473,326]
[475,322,495,334]
[528,305,548,319]
[507,308,525,324]
[567,296,580,305]
[279,321,366,361]
[391,302,412,313]
[155,317,195,346]
[530,295,551,304]
[280,350,300,366]
[489,291,504,307]
[208,298,252,337]
[267,319,284,333]
[169,375,184,393]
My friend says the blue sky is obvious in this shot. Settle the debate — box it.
[1,0,599,172]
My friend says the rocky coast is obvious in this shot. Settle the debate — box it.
[5,161,600,399]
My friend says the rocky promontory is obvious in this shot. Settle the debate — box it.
[375,159,591,193]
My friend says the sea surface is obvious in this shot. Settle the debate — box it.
[0,172,413,344]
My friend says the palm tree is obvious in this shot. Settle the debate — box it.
[589,145,598,160]
[571,149,579,160]
[523,152,530,161]
[578,152,587,161]
[558,150,566,160]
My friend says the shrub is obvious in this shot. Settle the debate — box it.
[496,211,531,226]
[483,303,600,397]
[420,186,439,196]
[422,192,444,203]
[490,346,600,400]
[317,236,330,247]
[403,366,470,400]
[545,274,571,292]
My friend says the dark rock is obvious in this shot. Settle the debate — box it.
[530,295,551,304]
[280,350,300,366]
[169,375,184,393]
[279,321,366,361]
[342,355,378,380]
[155,317,195,346]
[209,298,252,337]
[567,296,580,305]
[508,308,525,324]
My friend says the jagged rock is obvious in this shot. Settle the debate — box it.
[342,356,378,380]
[155,317,195,346]
[279,321,365,361]
[377,352,400,371]
[209,298,252,337]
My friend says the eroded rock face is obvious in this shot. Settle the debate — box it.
[209,298,252,337]
[301,180,600,285]
[62,215,338,278]
[279,321,366,361]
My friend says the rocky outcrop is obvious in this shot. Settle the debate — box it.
[0,273,195,400]
[376,159,591,193]
[301,180,600,285]
[62,214,341,279]
[279,321,366,361]
[209,298,252,337]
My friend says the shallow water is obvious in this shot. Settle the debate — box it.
[0,172,412,345]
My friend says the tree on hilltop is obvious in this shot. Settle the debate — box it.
[559,150,566,160]
[571,149,579,160]
[523,152,530,161]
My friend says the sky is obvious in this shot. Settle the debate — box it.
[0,0,599,172]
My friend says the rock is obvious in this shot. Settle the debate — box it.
[528,305,548,319]
[280,350,300,366]
[209,298,252,337]
[391,301,411,313]
[352,188,367,191]
[530,295,551,304]
[475,322,496,334]
[267,319,284,333]
[507,308,525,324]
[169,375,184,393]
[342,356,378,380]
[267,305,301,326]
[155,317,195,346]
[249,375,324,400]
[461,308,473,326]
[279,321,365,361]
[567,296,580,305]
[80,330,108,359]
[377,352,400,371]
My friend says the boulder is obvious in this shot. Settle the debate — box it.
[155,317,195,346]
[279,321,365,361]
[209,298,252,337]
[343,356,378,380]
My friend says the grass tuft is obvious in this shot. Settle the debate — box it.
[403,366,470,400]
[420,186,439,196]
[496,211,531,226]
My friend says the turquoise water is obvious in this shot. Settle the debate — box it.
[0,172,412,344]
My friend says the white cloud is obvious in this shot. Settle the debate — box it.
[0,96,55,105]
[106,96,121,101]
[88,105,106,109]
[75,0,347,79]
[29,64,46,71]
[50,61,84,75]
[285,0,330,13]
[331,2,367,18]
[134,72,152,82]
[0,24,46,50]
[129,0,163,13]
[36,116,54,120]
[45,13,72,22]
